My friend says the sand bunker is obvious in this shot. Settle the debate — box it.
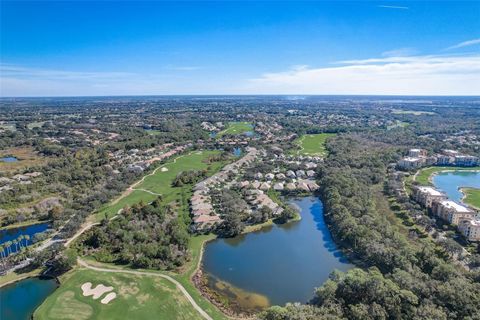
[161,167,168,172]
[81,282,114,300]
[100,292,117,304]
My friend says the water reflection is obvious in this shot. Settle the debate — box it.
[202,196,352,311]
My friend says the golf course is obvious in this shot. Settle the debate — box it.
[294,133,335,156]
[96,150,225,220]
[216,122,253,137]
[33,150,231,320]
[34,268,207,320]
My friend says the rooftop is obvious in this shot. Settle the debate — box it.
[417,186,443,197]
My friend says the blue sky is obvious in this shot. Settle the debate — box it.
[1,1,479,96]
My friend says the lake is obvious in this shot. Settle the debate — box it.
[0,277,58,320]
[202,196,352,312]
[233,147,242,157]
[432,171,480,203]
[0,156,18,162]
[0,222,51,256]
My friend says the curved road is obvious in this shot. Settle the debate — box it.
[77,258,213,320]
[65,151,214,320]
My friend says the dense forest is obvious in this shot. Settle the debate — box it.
[79,199,190,270]
[260,134,480,320]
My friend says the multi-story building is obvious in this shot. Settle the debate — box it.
[436,155,454,166]
[433,200,476,225]
[408,148,427,158]
[414,186,445,208]
[454,155,478,167]
[459,219,480,241]
[398,157,425,170]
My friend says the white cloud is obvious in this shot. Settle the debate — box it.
[0,64,133,81]
[245,54,480,95]
[446,38,480,50]
[2,55,480,96]
[377,5,409,10]
[0,64,227,96]
[382,48,417,57]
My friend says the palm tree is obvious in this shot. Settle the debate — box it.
[24,235,30,247]
[12,239,18,253]
[5,241,12,256]
[0,244,5,265]
[18,235,24,250]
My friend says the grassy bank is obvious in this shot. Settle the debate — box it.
[461,187,480,210]
[414,166,480,186]
[0,268,42,288]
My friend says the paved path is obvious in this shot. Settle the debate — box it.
[77,258,213,320]
[132,188,162,196]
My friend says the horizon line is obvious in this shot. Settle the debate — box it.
[1,94,480,99]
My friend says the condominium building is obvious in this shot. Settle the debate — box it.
[413,186,445,208]
[408,148,427,158]
[398,157,425,170]
[459,220,480,241]
[433,200,476,225]
[454,155,478,167]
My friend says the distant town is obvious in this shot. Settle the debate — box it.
[1,96,479,319]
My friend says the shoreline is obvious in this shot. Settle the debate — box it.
[191,195,320,319]
[423,168,480,185]
[459,187,480,211]
[0,219,50,231]
[0,268,46,288]
[192,212,303,319]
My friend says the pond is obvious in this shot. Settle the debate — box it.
[0,222,51,256]
[0,277,58,320]
[432,171,480,203]
[233,147,242,157]
[0,156,18,162]
[202,196,352,312]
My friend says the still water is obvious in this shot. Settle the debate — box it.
[0,222,51,255]
[432,171,480,203]
[0,157,18,162]
[202,196,352,311]
[0,277,58,320]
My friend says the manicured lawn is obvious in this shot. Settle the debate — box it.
[27,121,46,129]
[391,110,436,115]
[145,129,163,135]
[96,150,224,220]
[33,269,205,320]
[216,122,252,137]
[0,269,42,287]
[38,150,232,320]
[461,187,480,210]
[294,133,336,156]
[414,166,480,186]
[0,147,47,172]
[169,234,228,320]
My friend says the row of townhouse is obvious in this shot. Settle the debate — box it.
[398,149,478,170]
[244,189,284,216]
[236,179,319,192]
[414,186,480,241]
[190,147,259,232]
